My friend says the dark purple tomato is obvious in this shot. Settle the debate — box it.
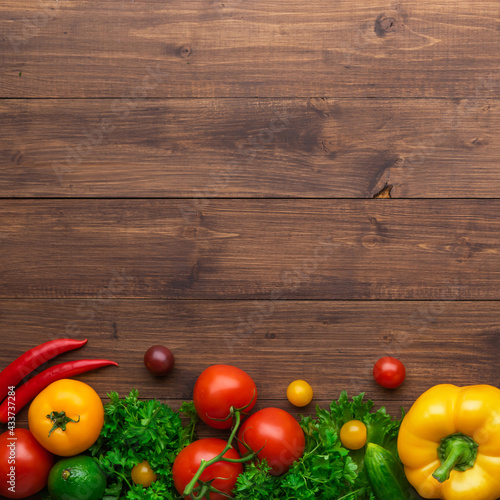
[144,345,175,376]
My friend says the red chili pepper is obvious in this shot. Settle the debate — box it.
[0,359,118,423]
[0,338,88,402]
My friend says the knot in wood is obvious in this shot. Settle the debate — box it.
[361,234,380,249]
[374,15,398,37]
[178,44,192,58]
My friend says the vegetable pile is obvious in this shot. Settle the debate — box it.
[1,340,499,500]
[79,389,414,499]
[233,391,410,499]
[0,338,118,499]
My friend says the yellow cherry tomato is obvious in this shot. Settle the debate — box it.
[28,379,104,456]
[340,420,367,450]
[132,460,158,487]
[286,380,313,407]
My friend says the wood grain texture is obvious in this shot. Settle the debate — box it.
[2,98,500,198]
[1,300,498,413]
[1,199,500,300]
[1,0,500,98]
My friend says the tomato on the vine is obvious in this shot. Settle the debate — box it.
[0,428,54,499]
[340,420,367,450]
[373,357,406,389]
[131,460,157,487]
[172,438,242,500]
[193,365,257,429]
[238,407,305,476]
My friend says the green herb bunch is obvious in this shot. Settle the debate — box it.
[233,392,404,500]
[89,390,197,499]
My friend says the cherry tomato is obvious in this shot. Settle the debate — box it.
[144,345,175,376]
[193,365,257,429]
[131,460,157,487]
[340,420,367,450]
[0,428,54,498]
[172,438,242,500]
[238,407,305,476]
[286,380,313,407]
[373,356,406,389]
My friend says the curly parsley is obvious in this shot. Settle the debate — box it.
[89,390,197,499]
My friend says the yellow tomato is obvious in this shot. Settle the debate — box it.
[28,379,104,456]
[132,460,158,487]
[286,380,313,407]
[340,420,367,450]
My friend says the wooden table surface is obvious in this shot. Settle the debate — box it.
[1,1,500,498]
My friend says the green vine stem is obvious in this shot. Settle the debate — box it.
[183,409,258,499]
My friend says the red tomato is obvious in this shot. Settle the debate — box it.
[172,438,243,500]
[0,428,54,498]
[193,365,257,429]
[373,356,406,389]
[238,407,305,476]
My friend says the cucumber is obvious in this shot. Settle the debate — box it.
[364,443,411,500]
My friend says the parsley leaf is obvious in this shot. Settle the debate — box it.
[89,390,196,499]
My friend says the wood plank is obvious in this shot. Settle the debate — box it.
[1,300,498,416]
[1,199,500,299]
[2,98,500,198]
[1,0,499,98]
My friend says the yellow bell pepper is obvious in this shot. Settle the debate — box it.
[397,384,500,500]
